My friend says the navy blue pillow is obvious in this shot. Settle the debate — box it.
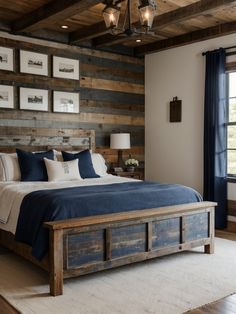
[16,149,54,181]
[62,149,100,179]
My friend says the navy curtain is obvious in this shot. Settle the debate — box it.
[204,48,227,229]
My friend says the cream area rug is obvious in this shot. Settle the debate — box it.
[0,238,236,314]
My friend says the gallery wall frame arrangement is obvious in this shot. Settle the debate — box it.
[53,91,79,113]
[0,46,14,71]
[53,56,79,80]
[20,87,48,112]
[0,35,144,165]
[20,50,48,76]
[0,46,81,114]
[0,85,14,109]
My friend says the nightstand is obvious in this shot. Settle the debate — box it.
[109,170,144,180]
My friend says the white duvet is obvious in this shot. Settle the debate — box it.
[0,175,138,234]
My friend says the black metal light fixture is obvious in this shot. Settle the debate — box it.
[103,1,121,29]
[103,0,157,36]
[138,0,156,30]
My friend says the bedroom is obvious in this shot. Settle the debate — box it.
[0,0,235,313]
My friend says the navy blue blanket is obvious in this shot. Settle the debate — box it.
[15,181,202,260]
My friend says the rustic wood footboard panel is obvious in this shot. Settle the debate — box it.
[45,201,216,296]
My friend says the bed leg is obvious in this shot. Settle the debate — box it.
[49,229,64,296]
[204,241,214,254]
[205,207,215,254]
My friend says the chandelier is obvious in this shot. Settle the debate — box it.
[103,0,157,37]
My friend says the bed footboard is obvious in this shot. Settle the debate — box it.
[45,201,216,296]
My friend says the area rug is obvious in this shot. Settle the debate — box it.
[0,238,236,314]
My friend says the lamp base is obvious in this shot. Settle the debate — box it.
[117,149,125,169]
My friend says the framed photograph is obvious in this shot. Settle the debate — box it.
[0,85,14,109]
[20,50,48,76]
[0,47,14,71]
[53,91,79,113]
[20,87,48,111]
[53,56,79,80]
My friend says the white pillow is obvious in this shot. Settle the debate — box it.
[44,158,82,182]
[53,149,63,162]
[91,153,107,177]
[0,153,20,181]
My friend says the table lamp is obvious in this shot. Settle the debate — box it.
[110,133,130,170]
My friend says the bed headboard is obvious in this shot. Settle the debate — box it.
[0,127,95,153]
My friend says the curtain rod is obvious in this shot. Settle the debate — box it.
[202,45,236,56]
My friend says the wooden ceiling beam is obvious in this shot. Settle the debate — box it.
[92,34,127,47]
[92,0,236,47]
[0,21,11,32]
[69,0,126,43]
[151,0,236,30]
[12,0,103,33]
[134,21,236,56]
[69,21,107,43]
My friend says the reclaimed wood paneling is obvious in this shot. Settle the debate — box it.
[152,218,180,249]
[0,127,95,152]
[185,213,208,241]
[66,230,105,268]
[0,35,144,166]
[80,77,144,95]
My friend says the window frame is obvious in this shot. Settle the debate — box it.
[227,71,236,179]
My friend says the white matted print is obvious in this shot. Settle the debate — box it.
[20,87,48,111]
[0,47,14,71]
[0,85,14,109]
[53,91,79,113]
[53,56,79,80]
[20,50,48,76]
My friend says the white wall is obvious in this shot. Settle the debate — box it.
[228,183,236,201]
[145,33,236,195]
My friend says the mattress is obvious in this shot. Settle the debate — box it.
[0,175,138,234]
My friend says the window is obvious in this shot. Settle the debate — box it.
[227,72,236,176]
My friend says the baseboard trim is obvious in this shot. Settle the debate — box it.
[228,215,236,222]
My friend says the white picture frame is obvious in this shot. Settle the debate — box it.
[0,85,14,109]
[0,47,14,71]
[20,50,48,76]
[53,91,79,113]
[20,87,48,111]
[53,56,79,80]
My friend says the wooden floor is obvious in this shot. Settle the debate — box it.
[0,230,236,314]
[0,295,20,314]
[187,230,236,314]
[187,294,236,314]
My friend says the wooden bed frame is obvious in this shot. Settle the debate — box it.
[0,127,216,296]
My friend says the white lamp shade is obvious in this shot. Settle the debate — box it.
[110,133,131,149]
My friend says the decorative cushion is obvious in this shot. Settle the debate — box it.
[0,154,20,181]
[16,149,54,181]
[44,158,82,182]
[62,149,100,179]
[91,153,107,177]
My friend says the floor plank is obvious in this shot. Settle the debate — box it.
[0,295,20,314]
[187,231,236,314]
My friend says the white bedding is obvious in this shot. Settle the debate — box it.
[0,175,139,234]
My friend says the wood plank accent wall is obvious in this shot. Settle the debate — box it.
[0,35,144,166]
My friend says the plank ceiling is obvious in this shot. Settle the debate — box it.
[0,0,236,56]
